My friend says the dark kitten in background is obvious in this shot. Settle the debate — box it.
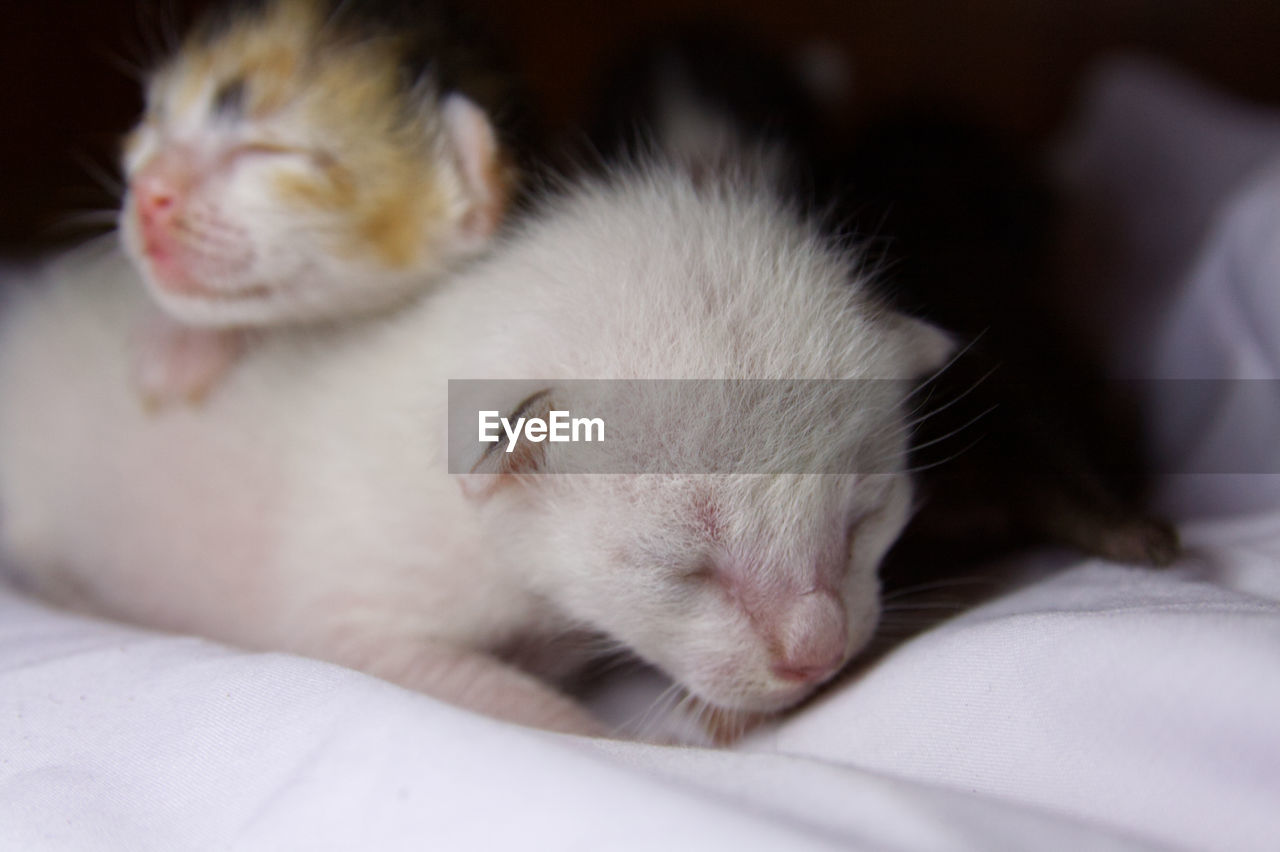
[837,113,1178,576]
[587,28,1178,583]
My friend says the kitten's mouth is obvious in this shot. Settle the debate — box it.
[669,690,779,746]
[685,672,823,717]
[142,239,272,303]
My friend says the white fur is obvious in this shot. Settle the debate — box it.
[0,162,948,735]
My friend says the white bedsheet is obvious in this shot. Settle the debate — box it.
[4,57,1280,851]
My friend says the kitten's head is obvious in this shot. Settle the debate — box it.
[119,0,512,327]
[457,309,952,720]
[441,167,956,722]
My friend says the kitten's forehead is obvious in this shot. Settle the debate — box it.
[170,0,471,98]
[151,0,425,126]
[148,0,308,121]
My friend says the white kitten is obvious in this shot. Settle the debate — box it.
[0,157,949,739]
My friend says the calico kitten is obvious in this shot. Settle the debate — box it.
[835,112,1179,572]
[120,0,523,403]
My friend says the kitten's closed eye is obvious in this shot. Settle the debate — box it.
[683,559,717,584]
[212,78,248,120]
[225,141,311,163]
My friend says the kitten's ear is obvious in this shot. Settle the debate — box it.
[458,389,554,502]
[440,92,510,243]
[892,313,955,379]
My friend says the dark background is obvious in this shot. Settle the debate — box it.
[3,0,1279,254]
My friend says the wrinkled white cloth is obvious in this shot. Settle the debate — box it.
[3,57,1280,851]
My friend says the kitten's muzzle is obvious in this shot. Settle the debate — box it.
[769,589,848,686]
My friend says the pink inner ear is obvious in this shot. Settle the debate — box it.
[440,92,508,240]
[461,438,545,503]
[461,390,555,502]
[457,472,503,501]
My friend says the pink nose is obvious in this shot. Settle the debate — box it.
[133,170,181,233]
[771,590,848,684]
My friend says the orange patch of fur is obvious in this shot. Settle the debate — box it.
[157,0,461,271]
[273,154,357,210]
[173,0,312,118]
[356,190,434,269]
[293,37,453,269]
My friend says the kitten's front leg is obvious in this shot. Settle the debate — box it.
[132,309,244,408]
[351,638,608,737]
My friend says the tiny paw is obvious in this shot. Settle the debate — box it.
[1089,516,1182,567]
[133,320,243,410]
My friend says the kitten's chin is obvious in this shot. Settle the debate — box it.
[147,287,286,328]
[143,260,273,307]
[676,685,813,746]
[679,666,830,718]
[127,240,280,326]
[136,263,288,328]
[141,249,230,300]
